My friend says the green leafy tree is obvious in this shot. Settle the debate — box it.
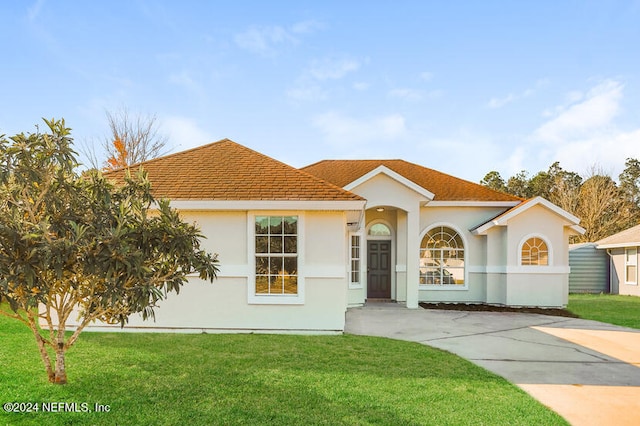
[506,170,533,198]
[479,171,507,193]
[619,157,640,219]
[0,119,219,384]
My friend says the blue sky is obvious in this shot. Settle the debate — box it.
[1,1,640,182]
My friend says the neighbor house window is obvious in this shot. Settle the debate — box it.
[420,226,465,285]
[521,237,549,266]
[350,234,362,287]
[625,248,637,285]
[255,216,298,295]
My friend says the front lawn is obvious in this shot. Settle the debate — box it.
[568,293,640,329]
[0,314,566,425]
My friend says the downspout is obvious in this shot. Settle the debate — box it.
[605,249,613,293]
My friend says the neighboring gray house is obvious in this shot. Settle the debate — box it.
[569,243,609,293]
[596,224,640,296]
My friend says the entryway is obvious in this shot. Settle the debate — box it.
[367,240,391,299]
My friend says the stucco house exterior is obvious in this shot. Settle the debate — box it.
[596,224,640,296]
[78,139,584,333]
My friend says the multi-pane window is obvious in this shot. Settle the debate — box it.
[255,216,298,295]
[625,248,637,285]
[350,234,361,286]
[420,226,465,285]
[521,237,549,266]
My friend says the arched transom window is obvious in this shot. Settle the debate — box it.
[420,226,465,285]
[368,223,391,237]
[521,237,549,266]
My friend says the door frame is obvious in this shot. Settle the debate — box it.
[365,220,395,300]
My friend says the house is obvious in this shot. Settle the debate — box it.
[596,224,640,296]
[79,139,584,333]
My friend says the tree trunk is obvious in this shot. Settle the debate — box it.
[30,327,55,383]
[53,344,67,384]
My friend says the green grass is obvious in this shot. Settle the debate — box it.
[0,313,566,425]
[568,293,640,329]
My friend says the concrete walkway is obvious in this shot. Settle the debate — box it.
[345,303,640,426]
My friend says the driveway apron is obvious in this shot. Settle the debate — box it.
[345,303,640,426]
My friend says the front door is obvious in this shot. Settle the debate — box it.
[367,240,391,299]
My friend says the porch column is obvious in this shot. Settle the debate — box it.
[406,206,420,309]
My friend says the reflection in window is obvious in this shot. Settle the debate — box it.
[350,234,361,285]
[420,226,464,285]
[368,223,391,236]
[626,248,637,284]
[255,216,298,295]
[521,237,549,266]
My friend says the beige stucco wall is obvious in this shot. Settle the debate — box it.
[418,206,507,304]
[70,209,350,333]
[502,205,572,307]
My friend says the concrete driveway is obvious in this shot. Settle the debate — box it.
[345,303,640,426]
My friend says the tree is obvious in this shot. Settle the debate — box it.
[619,157,640,219]
[480,171,507,193]
[0,119,219,384]
[506,170,532,198]
[573,168,634,242]
[82,108,169,171]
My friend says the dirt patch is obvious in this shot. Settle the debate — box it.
[419,302,579,318]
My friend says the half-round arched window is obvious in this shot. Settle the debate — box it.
[368,223,391,237]
[521,237,549,266]
[420,226,465,285]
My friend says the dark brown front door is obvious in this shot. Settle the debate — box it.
[367,240,391,299]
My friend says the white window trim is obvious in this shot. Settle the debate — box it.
[248,212,305,305]
[625,247,638,285]
[518,234,553,267]
[348,231,364,289]
[419,223,469,290]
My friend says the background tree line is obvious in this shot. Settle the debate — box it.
[480,159,640,243]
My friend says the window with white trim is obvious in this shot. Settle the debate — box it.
[420,226,465,285]
[255,216,298,295]
[521,237,549,266]
[349,234,362,287]
[625,248,637,285]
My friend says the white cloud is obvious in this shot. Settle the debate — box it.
[312,111,406,148]
[168,70,202,95]
[286,84,327,102]
[487,80,545,109]
[420,71,434,81]
[307,57,361,81]
[290,20,324,34]
[353,81,369,91]
[487,93,517,109]
[529,79,640,177]
[388,88,422,101]
[27,0,45,22]
[234,25,296,56]
[234,20,323,56]
[535,79,623,143]
[287,56,364,102]
[162,116,212,151]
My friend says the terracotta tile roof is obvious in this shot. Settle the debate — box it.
[596,224,640,247]
[105,139,364,201]
[301,160,522,202]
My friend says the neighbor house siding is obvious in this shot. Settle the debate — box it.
[568,243,609,293]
